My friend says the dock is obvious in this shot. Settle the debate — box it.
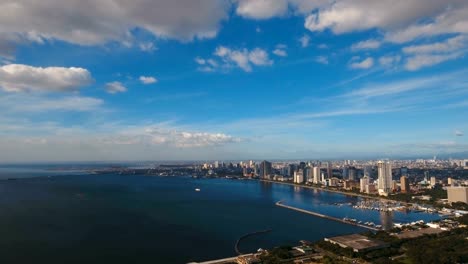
[275,201,380,231]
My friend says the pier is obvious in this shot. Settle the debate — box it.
[275,201,380,231]
[234,229,272,255]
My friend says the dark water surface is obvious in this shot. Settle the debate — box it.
[0,173,438,263]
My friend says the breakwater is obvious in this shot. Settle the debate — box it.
[235,229,272,255]
[275,201,380,231]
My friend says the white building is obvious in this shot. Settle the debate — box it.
[313,166,320,184]
[447,187,468,204]
[294,169,304,184]
[360,176,370,193]
[377,161,392,196]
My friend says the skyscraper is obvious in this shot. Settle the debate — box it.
[348,166,357,181]
[327,162,333,179]
[430,176,436,187]
[313,166,320,184]
[304,167,313,182]
[377,161,392,196]
[400,176,410,193]
[360,176,369,193]
[260,160,272,179]
[342,166,349,179]
[294,169,304,184]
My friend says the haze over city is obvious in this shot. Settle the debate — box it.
[0,0,467,162]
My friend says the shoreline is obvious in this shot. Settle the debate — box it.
[259,179,407,204]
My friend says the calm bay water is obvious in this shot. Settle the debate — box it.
[0,171,440,263]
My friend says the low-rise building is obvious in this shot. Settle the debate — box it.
[447,186,468,204]
[324,234,388,252]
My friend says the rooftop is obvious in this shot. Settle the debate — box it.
[324,234,388,252]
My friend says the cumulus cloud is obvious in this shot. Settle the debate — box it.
[385,5,468,43]
[315,56,329,65]
[0,0,230,46]
[299,34,310,48]
[305,0,451,34]
[273,44,287,57]
[0,64,92,92]
[235,0,289,19]
[351,39,382,51]
[139,76,158,84]
[349,57,374,69]
[235,0,329,19]
[198,46,273,72]
[455,130,464,136]
[105,81,127,94]
[143,127,241,148]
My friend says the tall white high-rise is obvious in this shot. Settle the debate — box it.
[313,166,320,184]
[294,169,304,184]
[377,161,392,196]
[360,176,370,193]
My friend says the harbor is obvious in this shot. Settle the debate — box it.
[275,200,381,231]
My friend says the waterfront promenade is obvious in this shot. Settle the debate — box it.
[275,200,380,231]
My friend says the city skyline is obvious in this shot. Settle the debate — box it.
[1,0,467,162]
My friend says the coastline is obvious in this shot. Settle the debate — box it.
[259,179,406,204]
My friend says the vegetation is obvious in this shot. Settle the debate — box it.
[259,246,294,264]
[314,228,468,264]
[403,229,468,264]
[457,214,468,225]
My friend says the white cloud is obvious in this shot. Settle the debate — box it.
[304,0,451,34]
[211,46,273,72]
[342,71,464,99]
[0,64,92,92]
[455,130,463,136]
[0,121,243,162]
[139,42,157,52]
[194,57,206,65]
[317,43,328,49]
[379,55,401,67]
[248,48,273,65]
[143,127,242,148]
[405,52,463,71]
[351,39,382,51]
[0,94,103,112]
[273,44,287,57]
[235,0,289,19]
[105,81,127,94]
[139,76,158,84]
[235,0,329,19]
[403,35,467,54]
[349,57,374,69]
[315,56,329,65]
[0,0,231,45]
[385,5,468,43]
[401,35,468,71]
[273,49,287,57]
[299,34,310,47]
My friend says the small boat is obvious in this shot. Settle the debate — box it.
[195,188,201,192]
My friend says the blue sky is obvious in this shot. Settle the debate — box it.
[0,0,467,162]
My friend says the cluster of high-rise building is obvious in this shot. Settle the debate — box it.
[198,158,468,199]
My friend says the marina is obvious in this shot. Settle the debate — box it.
[275,200,381,231]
